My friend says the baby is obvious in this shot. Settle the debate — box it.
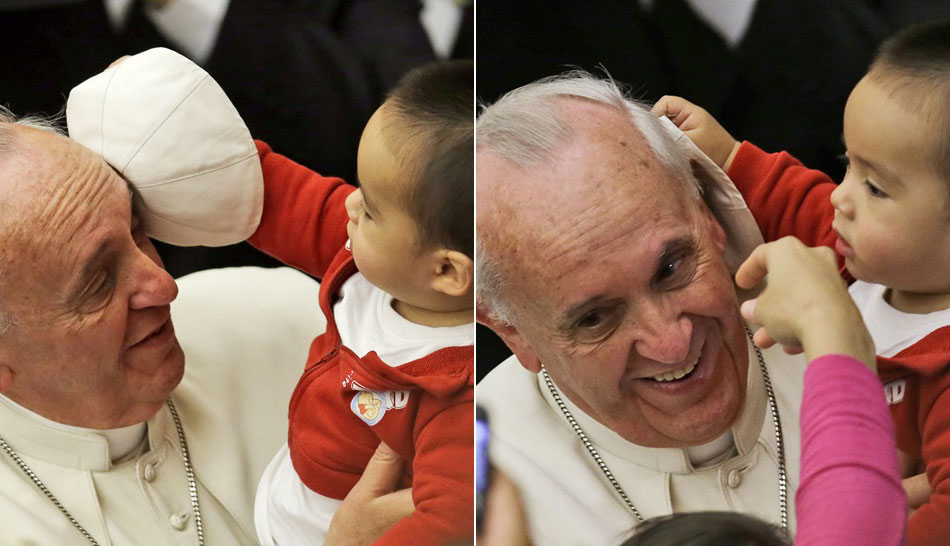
[248,60,474,546]
[655,22,950,546]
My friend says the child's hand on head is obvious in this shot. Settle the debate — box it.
[653,95,740,171]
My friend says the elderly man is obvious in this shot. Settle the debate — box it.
[0,111,316,544]
[476,74,808,546]
[0,111,277,543]
[0,112,413,544]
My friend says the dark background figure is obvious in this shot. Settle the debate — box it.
[0,0,472,277]
[475,0,950,379]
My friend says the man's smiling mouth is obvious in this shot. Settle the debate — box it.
[649,358,699,382]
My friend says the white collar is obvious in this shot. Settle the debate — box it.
[0,395,161,470]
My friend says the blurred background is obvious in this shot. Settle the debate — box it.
[0,0,472,277]
[475,0,950,381]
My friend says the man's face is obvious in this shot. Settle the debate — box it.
[0,126,183,428]
[479,101,749,447]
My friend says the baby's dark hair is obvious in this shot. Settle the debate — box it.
[869,21,950,184]
[619,512,791,546]
[384,60,473,258]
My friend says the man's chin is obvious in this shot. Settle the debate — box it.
[639,390,742,447]
[125,338,186,397]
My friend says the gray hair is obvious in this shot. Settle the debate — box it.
[476,72,698,324]
[0,105,65,334]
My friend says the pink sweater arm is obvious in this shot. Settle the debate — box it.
[795,355,907,545]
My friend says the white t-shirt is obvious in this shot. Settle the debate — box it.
[849,280,950,358]
[255,273,473,546]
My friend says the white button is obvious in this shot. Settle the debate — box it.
[727,469,741,488]
[169,512,189,530]
[143,463,156,482]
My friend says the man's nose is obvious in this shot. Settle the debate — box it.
[633,310,692,365]
[129,252,179,310]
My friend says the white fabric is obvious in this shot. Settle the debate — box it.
[685,430,735,467]
[256,272,474,546]
[683,0,757,49]
[478,335,805,546]
[849,280,950,358]
[638,0,758,49]
[103,0,228,63]
[420,0,463,59]
[0,395,147,463]
[103,0,134,28]
[658,116,765,274]
[0,266,323,545]
[66,47,263,247]
[335,273,474,366]
[255,445,341,546]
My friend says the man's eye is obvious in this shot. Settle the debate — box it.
[570,306,623,344]
[656,260,678,281]
[652,249,696,289]
[76,271,114,312]
[577,309,609,330]
[865,180,888,199]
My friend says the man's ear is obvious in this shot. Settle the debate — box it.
[430,250,473,297]
[701,204,727,253]
[690,158,729,254]
[0,365,14,394]
[476,299,543,373]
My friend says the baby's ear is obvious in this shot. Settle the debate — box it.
[430,249,473,298]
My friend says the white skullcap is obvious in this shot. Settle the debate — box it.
[66,47,263,247]
[657,116,764,274]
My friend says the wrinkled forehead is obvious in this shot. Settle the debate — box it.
[0,125,129,265]
[481,122,699,288]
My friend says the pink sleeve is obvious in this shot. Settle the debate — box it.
[795,355,907,546]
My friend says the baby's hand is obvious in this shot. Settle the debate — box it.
[903,473,931,514]
[735,237,875,371]
[652,96,740,171]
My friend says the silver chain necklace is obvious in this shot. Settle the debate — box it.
[0,398,204,546]
[541,324,788,529]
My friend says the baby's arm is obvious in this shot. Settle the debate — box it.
[656,96,839,253]
[248,141,355,279]
[374,397,474,545]
[898,451,931,514]
[908,388,950,546]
